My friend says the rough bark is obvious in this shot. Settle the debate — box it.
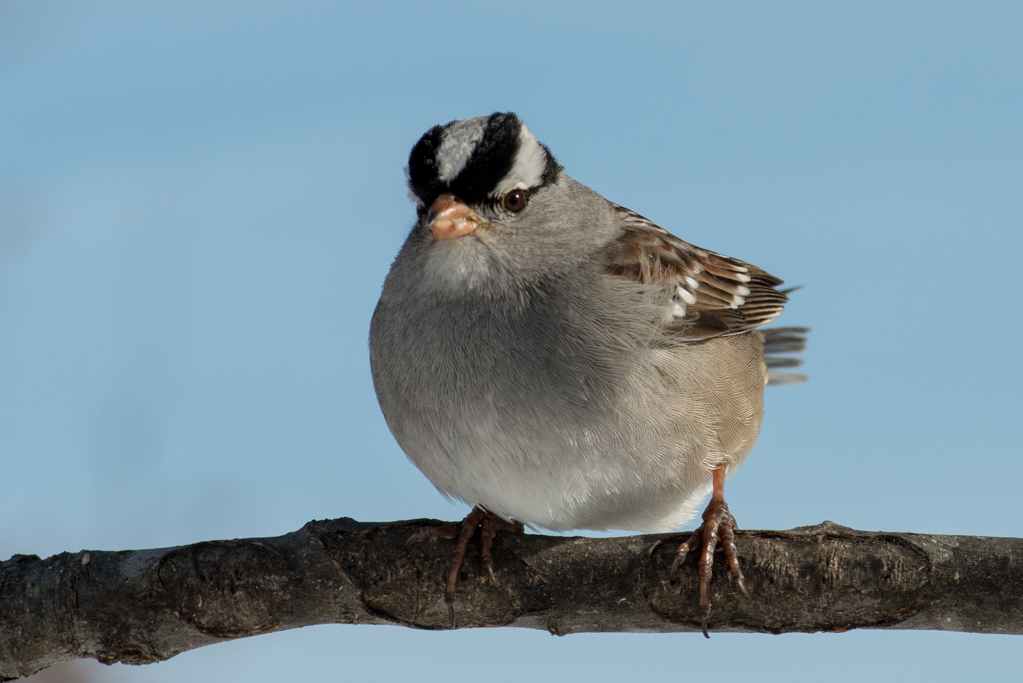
[2,519,1021,680]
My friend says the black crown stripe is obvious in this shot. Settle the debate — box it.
[407,112,561,208]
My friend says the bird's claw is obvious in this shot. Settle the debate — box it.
[445,597,455,630]
[407,507,522,629]
[670,466,748,638]
[701,605,712,639]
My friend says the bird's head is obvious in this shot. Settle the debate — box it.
[402,113,613,292]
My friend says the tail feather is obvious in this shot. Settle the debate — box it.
[762,326,810,386]
[765,356,803,369]
[767,371,809,386]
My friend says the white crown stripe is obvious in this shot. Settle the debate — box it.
[436,118,487,183]
[493,125,548,197]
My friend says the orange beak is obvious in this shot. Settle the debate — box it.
[428,193,480,240]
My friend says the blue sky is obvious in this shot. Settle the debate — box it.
[2,2,1022,681]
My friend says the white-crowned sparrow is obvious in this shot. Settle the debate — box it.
[370,112,807,634]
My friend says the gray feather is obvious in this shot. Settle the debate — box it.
[371,115,810,534]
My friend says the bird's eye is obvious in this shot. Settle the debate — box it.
[501,188,529,213]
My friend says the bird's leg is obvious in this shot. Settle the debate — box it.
[409,506,523,628]
[670,465,748,638]
[442,507,487,626]
[479,514,499,582]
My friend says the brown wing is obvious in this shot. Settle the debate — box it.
[604,203,789,342]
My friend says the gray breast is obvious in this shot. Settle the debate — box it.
[369,264,766,532]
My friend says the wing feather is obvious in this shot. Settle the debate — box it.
[604,203,789,342]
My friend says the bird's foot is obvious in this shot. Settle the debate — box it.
[409,506,523,628]
[669,466,749,638]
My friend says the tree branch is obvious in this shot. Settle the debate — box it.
[2,518,1021,679]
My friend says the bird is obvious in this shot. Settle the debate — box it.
[369,112,807,636]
